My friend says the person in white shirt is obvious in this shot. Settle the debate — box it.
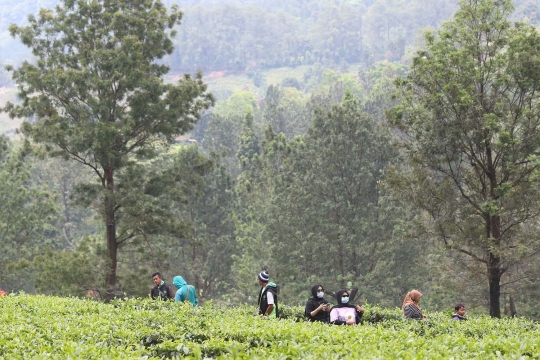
[257,270,279,318]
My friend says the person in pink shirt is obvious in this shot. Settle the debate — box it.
[329,289,364,325]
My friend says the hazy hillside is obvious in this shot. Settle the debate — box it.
[2,0,540,320]
[0,0,537,134]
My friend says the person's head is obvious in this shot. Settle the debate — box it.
[152,272,163,286]
[172,276,187,289]
[257,270,269,286]
[402,289,423,309]
[311,284,324,299]
[455,303,466,316]
[409,290,422,304]
[335,289,350,305]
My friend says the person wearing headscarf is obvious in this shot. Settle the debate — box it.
[329,289,364,325]
[304,284,331,322]
[402,289,426,319]
[172,276,198,307]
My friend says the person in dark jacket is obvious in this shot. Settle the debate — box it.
[329,289,364,325]
[150,272,174,301]
[257,270,279,318]
[452,303,468,321]
[305,284,331,322]
[402,289,426,320]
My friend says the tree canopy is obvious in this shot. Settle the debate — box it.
[389,0,540,317]
[3,0,213,298]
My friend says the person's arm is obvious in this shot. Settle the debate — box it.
[305,300,316,318]
[264,291,274,316]
[174,289,182,302]
[192,287,198,306]
[355,306,364,324]
[264,304,274,316]
[167,285,175,300]
[307,302,326,318]
[310,304,325,317]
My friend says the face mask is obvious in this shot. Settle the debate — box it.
[317,291,324,298]
[341,297,349,304]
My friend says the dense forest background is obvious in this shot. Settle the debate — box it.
[1,0,540,318]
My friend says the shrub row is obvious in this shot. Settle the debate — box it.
[1,295,538,359]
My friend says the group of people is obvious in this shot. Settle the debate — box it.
[255,271,365,325]
[401,289,467,321]
[304,287,467,325]
[149,272,198,306]
[151,270,468,323]
[305,284,364,325]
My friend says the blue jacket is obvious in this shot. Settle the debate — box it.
[173,276,198,307]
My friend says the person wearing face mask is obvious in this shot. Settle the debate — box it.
[304,284,331,322]
[329,289,364,325]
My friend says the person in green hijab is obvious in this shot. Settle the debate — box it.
[173,276,198,307]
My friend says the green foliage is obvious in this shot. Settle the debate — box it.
[3,0,214,296]
[237,111,260,171]
[4,0,540,320]
[31,157,98,249]
[168,0,458,72]
[0,137,57,292]
[204,91,260,177]
[232,93,415,307]
[311,70,365,106]
[389,0,540,317]
[262,85,310,139]
[32,236,108,297]
[156,148,238,301]
[1,295,540,358]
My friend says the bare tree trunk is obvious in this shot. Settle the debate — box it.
[488,252,501,318]
[486,142,501,318]
[509,294,517,317]
[104,167,118,300]
[337,231,345,288]
[487,212,502,318]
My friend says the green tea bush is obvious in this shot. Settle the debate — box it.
[1,295,539,359]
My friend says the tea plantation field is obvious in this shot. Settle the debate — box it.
[0,295,538,359]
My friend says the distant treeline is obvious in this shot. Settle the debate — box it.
[169,0,459,72]
[1,0,539,76]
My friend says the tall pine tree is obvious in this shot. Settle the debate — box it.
[4,0,213,298]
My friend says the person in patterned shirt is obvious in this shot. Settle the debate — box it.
[452,303,468,321]
[402,289,426,320]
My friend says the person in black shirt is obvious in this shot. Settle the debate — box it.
[150,272,174,301]
[304,284,331,322]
